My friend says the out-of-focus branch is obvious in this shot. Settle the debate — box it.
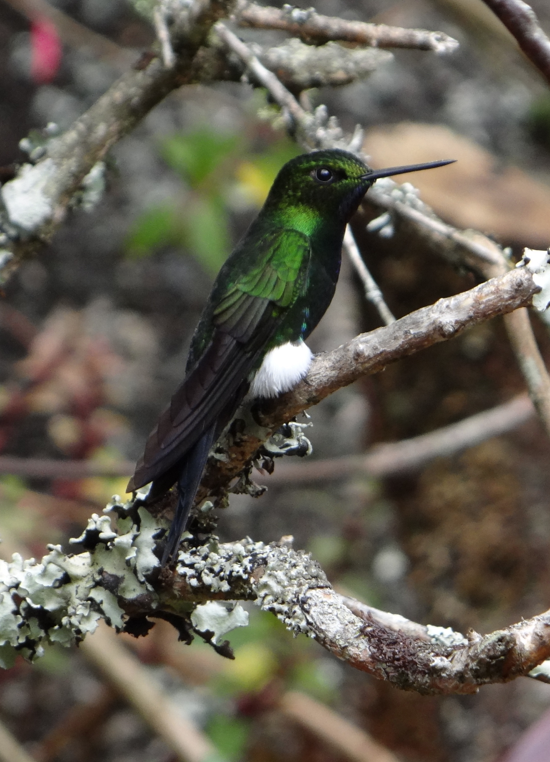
[0,455,133,479]
[82,624,219,762]
[0,718,37,762]
[481,0,550,85]
[0,393,534,484]
[236,2,459,53]
[279,691,400,762]
[266,394,535,484]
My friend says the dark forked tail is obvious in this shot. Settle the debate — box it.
[160,424,217,565]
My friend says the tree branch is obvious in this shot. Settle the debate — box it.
[481,0,550,85]
[0,0,235,283]
[3,507,550,696]
[236,2,459,53]
[197,262,543,505]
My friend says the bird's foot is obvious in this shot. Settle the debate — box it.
[258,419,313,467]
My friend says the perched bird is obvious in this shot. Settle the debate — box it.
[127,149,454,564]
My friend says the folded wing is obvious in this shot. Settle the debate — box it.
[127,229,311,492]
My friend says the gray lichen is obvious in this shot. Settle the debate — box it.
[521,247,550,311]
[0,486,331,667]
[0,498,163,667]
[1,160,58,234]
[175,537,328,635]
[191,600,248,643]
[259,38,392,90]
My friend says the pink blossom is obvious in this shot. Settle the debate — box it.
[30,17,62,84]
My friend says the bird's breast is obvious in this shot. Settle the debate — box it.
[249,341,313,399]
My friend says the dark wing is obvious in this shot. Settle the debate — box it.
[127,229,311,491]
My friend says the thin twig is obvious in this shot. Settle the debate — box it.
[154,3,176,68]
[481,0,550,85]
[236,2,459,53]
[344,226,395,325]
[503,309,550,432]
[215,22,311,131]
[0,455,133,479]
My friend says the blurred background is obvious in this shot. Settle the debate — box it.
[2,0,550,760]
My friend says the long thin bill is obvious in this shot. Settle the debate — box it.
[363,158,455,182]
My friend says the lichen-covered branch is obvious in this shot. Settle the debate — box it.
[236,2,459,53]
[0,0,234,283]
[197,259,544,504]
[2,503,550,695]
[0,0,453,285]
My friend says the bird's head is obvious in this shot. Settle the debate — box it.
[262,149,454,234]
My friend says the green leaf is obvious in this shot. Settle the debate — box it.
[126,204,181,258]
[161,129,240,187]
[207,714,249,760]
[184,196,230,274]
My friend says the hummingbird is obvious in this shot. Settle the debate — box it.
[127,149,454,564]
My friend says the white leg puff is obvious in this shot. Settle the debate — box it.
[250,341,313,399]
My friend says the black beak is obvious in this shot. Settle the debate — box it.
[362,158,455,182]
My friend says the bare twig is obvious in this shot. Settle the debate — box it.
[215,22,311,131]
[481,0,550,85]
[344,226,395,325]
[236,2,459,53]
[214,22,363,150]
[503,309,550,432]
[154,3,176,68]
[266,394,535,484]
[82,624,219,762]
[362,190,506,277]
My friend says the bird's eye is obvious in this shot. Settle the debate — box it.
[312,167,334,184]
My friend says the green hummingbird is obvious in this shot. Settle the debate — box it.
[127,149,454,564]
